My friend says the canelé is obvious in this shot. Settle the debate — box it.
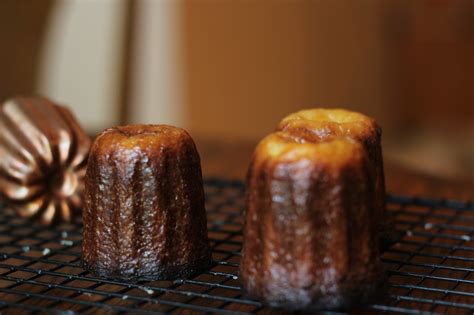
[240,109,387,310]
[82,124,211,280]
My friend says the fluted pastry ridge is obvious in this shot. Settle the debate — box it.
[83,124,211,280]
[240,108,386,310]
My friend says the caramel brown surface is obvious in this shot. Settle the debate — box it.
[83,124,211,281]
[240,108,386,310]
[278,108,391,246]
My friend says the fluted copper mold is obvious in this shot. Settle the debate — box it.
[0,97,91,225]
[277,108,393,248]
[240,109,387,311]
[83,124,212,281]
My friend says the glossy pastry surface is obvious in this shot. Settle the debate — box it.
[278,108,391,246]
[240,108,387,310]
[277,108,378,142]
[83,124,211,281]
[0,96,90,225]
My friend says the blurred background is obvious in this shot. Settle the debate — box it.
[0,0,473,184]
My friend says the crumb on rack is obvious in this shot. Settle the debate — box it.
[140,287,154,295]
[424,223,434,230]
[60,240,74,246]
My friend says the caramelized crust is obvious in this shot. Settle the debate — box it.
[278,108,378,142]
[83,125,211,281]
[278,108,392,247]
[240,109,387,310]
[0,96,90,225]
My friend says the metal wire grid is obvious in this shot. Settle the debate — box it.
[0,178,471,314]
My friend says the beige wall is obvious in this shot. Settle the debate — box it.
[38,0,186,131]
[38,0,127,132]
[128,0,185,127]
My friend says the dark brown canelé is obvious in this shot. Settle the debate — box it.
[277,108,393,247]
[240,109,385,310]
[83,124,211,281]
[0,96,90,225]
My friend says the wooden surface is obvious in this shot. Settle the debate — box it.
[195,138,474,201]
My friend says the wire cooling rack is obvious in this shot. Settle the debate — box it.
[0,178,472,314]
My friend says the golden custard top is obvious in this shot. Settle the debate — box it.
[252,108,381,168]
[92,124,193,152]
[254,132,364,168]
[277,108,379,142]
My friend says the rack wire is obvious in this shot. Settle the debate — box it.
[0,178,472,314]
